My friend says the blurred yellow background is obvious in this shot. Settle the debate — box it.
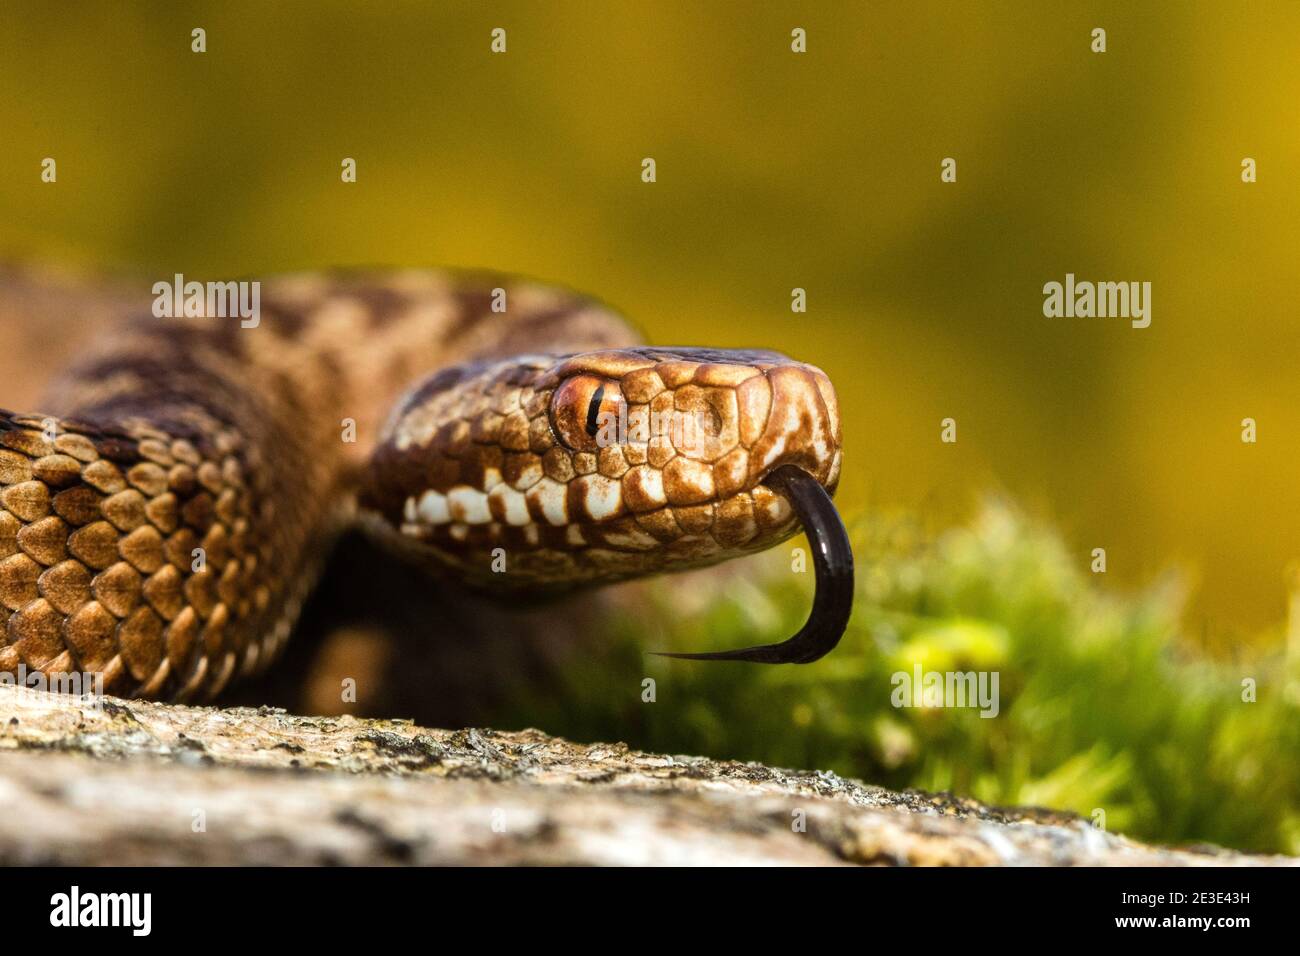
[1,1,1297,638]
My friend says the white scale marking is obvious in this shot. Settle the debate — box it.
[448,486,492,524]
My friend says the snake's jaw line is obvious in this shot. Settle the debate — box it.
[650,464,854,665]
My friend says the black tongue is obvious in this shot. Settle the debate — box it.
[652,464,855,664]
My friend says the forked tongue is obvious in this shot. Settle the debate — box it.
[653,464,854,664]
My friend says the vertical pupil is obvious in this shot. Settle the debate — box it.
[585,384,606,437]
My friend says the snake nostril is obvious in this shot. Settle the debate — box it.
[689,405,723,440]
[668,385,736,460]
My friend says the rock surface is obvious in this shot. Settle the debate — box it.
[0,685,1290,866]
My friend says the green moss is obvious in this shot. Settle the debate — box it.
[497,500,1300,855]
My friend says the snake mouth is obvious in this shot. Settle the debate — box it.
[654,464,855,664]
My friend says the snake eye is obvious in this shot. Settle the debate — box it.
[550,374,623,452]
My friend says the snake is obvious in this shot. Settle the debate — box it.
[0,269,851,701]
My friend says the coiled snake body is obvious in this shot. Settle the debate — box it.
[0,270,848,701]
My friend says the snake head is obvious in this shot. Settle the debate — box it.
[364,344,853,664]
[364,346,843,592]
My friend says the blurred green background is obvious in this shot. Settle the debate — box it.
[2,2,1299,851]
